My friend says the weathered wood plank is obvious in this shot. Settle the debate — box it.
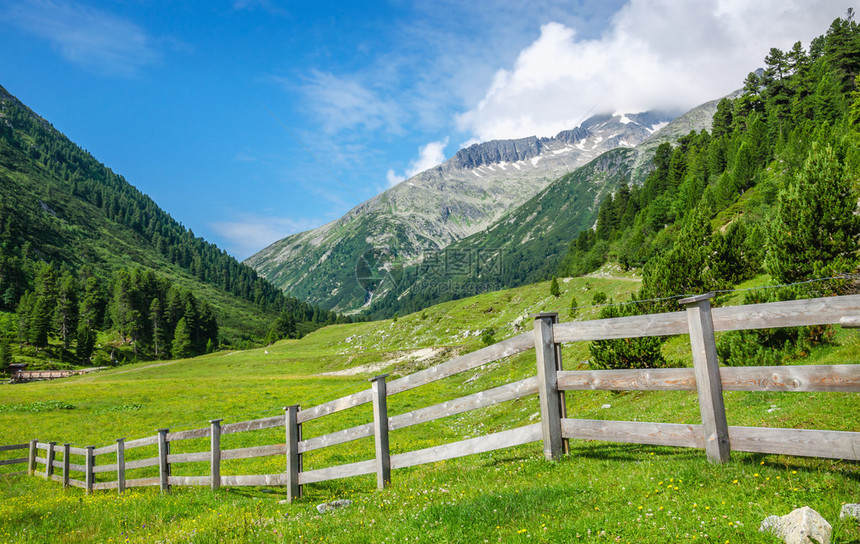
[389,377,539,431]
[124,457,159,470]
[561,418,705,449]
[298,459,376,485]
[296,390,373,424]
[166,452,209,464]
[729,426,860,460]
[0,458,26,467]
[51,459,63,469]
[124,436,158,449]
[554,295,860,344]
[67,446,88,456]
[558,368,697,391]
[391,424,542,470]
[558,365,860,392]
[67,462,87,472]
[221,416,283,435]
[0,443,28,452]
[93,444,117,456]
[371,375,391,489]
[220,474,286,486]
[43,442,54,478]
[34,456,46,465]
[721,365,860,392]
[682,294,730,463]
[299,423,373,453]
[49,474,63,483]
[67,478,87,489]
[36,443,49,451]
[534,314,563,460]
[62,444,70,488]
[712,294,860,332]
[157,429,169,493]
[210,419,222,492]
[116,438,126,495]
[168,476,211,486]
[284,406,299,501]
[553,311,689,343]
[92,481,118,491]
[92,463,119,474]
[125,477,161,488]
[85,446,94,495]
[840,315,860,328]
[167,428,210,441]
[220,444,285,461]
[27,440,36,475]
[387,332,534,396]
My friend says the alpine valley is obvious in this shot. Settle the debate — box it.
[246,98,728,315]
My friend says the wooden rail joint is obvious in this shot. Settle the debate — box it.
[533,313,564,461]
[680,293,730,464]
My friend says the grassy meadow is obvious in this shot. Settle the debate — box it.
[1,273,859,543]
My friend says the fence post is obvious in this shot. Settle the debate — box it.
[284,406,300,501]
[209,419,222,492]
[116,438,126,495]
[370,375,391,489]
[551,314,569,455]
[27,439,37,475]
[297,405,303,496]
[45,442,56,479]
[85,446,94,495]
[680,293,730,464]
[157,429,170,493]
[533,313,563,460]
[62,444,70,489]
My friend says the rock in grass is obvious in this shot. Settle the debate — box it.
[316,499,352,514]
[841,504,860,521]
[759,506,831,544]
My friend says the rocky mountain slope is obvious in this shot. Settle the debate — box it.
[246,111,677,312]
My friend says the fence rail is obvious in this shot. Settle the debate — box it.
[4,293,860,499]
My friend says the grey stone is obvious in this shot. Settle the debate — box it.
[841,503,860,521]
[759,506,831,544]
[316,499,353,514]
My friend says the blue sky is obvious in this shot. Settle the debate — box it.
[0,0,851,259]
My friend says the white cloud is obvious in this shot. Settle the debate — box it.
[386,138,449,187]
[457,0,848,141]
[210,214,320,260]
[293,70,405,135]
[1,0,159,76]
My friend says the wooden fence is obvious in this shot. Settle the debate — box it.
[3,293,859,500]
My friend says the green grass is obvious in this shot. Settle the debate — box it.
[1,275,858,543]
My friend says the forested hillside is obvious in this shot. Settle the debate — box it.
[561,12,860,292]
[570,12,860,370]
[0,85,347,368]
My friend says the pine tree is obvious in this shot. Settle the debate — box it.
[150,298,165,358]
[54,271,78,350]
[568,295,579,318]
[75,322,96,364]
[171,317,193,359]
[0,315,13,367]
[549,276,560,298]
[765,142,860,283]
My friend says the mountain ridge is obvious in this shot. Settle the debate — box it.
[246,110,680,312]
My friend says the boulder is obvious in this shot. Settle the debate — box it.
[759,506,831,544]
